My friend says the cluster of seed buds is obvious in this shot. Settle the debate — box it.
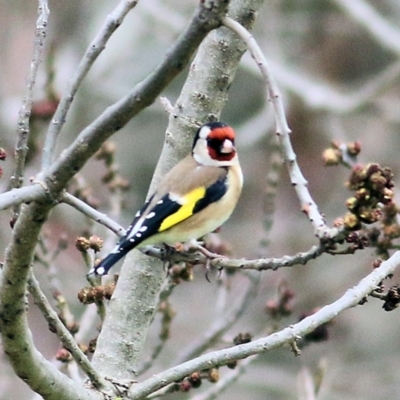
[265,281,294,319]
[177,369,220,392]
[322,140,361,167]
[77,283,116,304]
[226,332,253,369]
[382,285,400,311]
[95,141,130,192]
[75,235,104,253]
[168,263,194,284]
[0,147,6,179]
[344,163,394,230]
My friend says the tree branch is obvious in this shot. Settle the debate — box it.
[41,0,139,170]
[0,184,45,212]
[222,16,337,240]
[10,0,49,194]
[0,202,101,400]
[128,251,400,399]
[27,271,108,389]
[62,192,125,237]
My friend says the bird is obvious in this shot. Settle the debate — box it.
[89,121,243,276]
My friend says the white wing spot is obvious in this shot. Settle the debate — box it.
[157,199,163,205]
[139,226,148,232]
[136,233,142,238]
[135,210,141,217]
[146,212,156,219]
[111,244,120,254]
[96,266,105,275]
[129,238,135,242]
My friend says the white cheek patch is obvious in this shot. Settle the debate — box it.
[198,125,211,139]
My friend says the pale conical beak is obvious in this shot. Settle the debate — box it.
[220,139,234,154]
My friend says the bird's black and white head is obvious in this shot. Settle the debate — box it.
[192,122,238,167]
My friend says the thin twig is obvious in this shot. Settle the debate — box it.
[62,192,125,237]
[222,17,337,240]
[128,251,400,399]
[10,0,49,204]
[143,242,329,271]
[27,270,108,389]
[41,0,140,170]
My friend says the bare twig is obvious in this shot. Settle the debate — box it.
[41,0,140,170]
[128,251,400,399]
[10,0,49,206]
[62,192,125,237]
[27,271,108,389]
[222,17,337,239]
[143,241,329,271]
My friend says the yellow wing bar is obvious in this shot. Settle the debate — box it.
[158,187,206,232]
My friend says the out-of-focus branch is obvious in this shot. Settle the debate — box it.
[27,271,107,389]
[41,0,139,170]
[10,0,49,202]
[128,251,400,399]
[332,0,400,54]
[222,17,337,240]
[62,192,125,237]
[268,58,400,114]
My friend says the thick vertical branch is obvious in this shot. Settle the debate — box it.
[91,0,265,381]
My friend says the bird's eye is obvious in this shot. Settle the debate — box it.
[206,138,221,148]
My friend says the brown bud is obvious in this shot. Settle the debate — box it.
[179,380,192,392]
[89,235,103,252]
[322,148,341,166]
[75,237,90,252]
[207,368,220,383]
[227,360,238,369]
[0,148,6,161]
[346,197,358,211]
[188,372,202,388]
[343,213,361,230]
[56,348,72,362]
[233,332,253,345]
[347,141,361,156]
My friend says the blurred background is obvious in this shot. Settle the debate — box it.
[1,0,400,399]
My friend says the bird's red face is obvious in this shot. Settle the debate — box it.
[192,122,239,167]
[206,125,236,162]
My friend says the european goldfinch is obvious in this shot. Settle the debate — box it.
[90,122,243,276]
